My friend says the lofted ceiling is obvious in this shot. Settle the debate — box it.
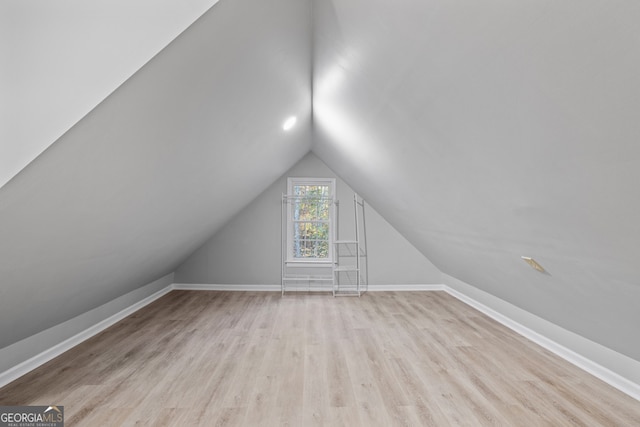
[0,0,219,188]
[0,0,311,349]
[312,0,640,361]
[1,0,639,368]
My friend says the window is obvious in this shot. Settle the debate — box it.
[286,178,335,263]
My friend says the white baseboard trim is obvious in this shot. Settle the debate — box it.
[0,284,173,389]
[172,283,447,292]
[2,281,638,402]
[367,284,446,292]
[442,285,640,402]
[173,283,280,291]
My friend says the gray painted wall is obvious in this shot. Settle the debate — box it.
[3,0,639,387]
[0,273,173,377]
[0,0,312,350]
[0,0,219,188]
[443,273,640,387]
[175,152,441,285]
[312,0,640,362]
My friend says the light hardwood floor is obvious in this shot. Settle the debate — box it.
[1,291,639,426]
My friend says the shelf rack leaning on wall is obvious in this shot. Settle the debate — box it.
[333,194,368,296]
[281,192,368,296]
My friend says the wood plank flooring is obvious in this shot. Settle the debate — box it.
[1,291,639,426]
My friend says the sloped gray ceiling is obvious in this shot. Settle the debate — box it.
[312,0,640,360]
[0,0,219,188]
[3,0,640,370]
[0,0,311,349]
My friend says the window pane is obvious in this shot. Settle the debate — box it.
[293,184,329,198]
[293,222,328,240]
[316,240,329,258]
[291,185,330,222]
[293,239,329,259]
[317,199,330,220]
[292,222,330,259]
[288,179,333,260]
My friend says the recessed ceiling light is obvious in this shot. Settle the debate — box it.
[282,116,297,131]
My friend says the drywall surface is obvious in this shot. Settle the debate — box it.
[175,152,441,285]
[312,0,640,361]
[0,0,312,349]
[0,0,219,188]
[444,273,640,392]
[0,273,173,380]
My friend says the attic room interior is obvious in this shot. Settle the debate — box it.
[1,0,640,425]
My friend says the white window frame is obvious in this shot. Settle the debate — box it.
[286,177,336,264]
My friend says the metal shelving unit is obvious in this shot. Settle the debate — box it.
[281,192,367,297]
[333,194,368,297]
[281,193,336,295]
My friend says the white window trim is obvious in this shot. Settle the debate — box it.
[286,177,336,265]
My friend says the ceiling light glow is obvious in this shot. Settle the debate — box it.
[282,116,297,131]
